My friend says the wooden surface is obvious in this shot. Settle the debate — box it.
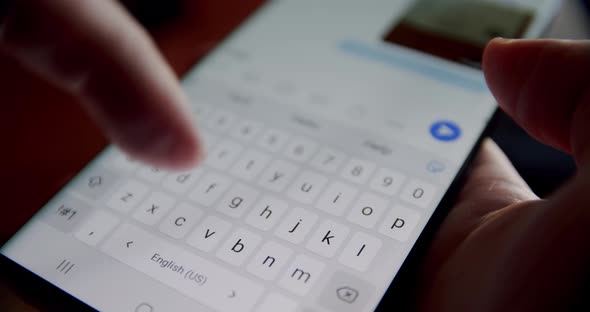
[0,0,262,309]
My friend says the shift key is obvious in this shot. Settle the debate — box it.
[101,223,264,312]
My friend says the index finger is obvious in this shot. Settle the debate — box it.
[0,0,203,169]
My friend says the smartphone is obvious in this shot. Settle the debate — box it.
[0,1,560,311]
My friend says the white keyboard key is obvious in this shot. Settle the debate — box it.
[137,166,167,184]
[256,293,297,312]
[245,197,288,231]
[346,192,389,229]
[286,171,328,205]
[40,196,91,232]
[159,203,204,239]
[257,128,289,153]
[258,160,299,193]
[340,159,376,184]
[72,167,119,200]
[162,167,204,195]
[101,223,264,312]
[378,205,421,242]
[216,183,259,218]
[189,172,232,207]
[369,168,406,196]
[186,215,232,252]
[305,220,350,258]
[206,140,244,170]
[275,207,318,244]
[132,192,176,226]
[199,130,219,150]
[229,119,262,142]
[109,149,139,172]
[194,103,214,125]
[216,228,262,266]
[338,232,382,272]
[247,241,293,281]
[208,109,236,133]
[279,254,325,296]
[315,182,358,216]
[230,149,271,181]
[193,103,212,122]
[399,179,437,208]
[107,180,149,213]
[283,137,317,162]
[74,209,119,246]
[310,148,346,173]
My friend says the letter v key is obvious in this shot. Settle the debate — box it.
[204,229,215,239]
[187,216,232,252]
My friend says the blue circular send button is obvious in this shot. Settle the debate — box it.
[430,120,461,142]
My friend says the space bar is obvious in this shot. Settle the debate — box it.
[101,223,264,312]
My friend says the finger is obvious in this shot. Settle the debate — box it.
[423,139,537,277]
[457,139,537,210]
[0,0,203,170]
[483,38,590,165]
[495,165,590,310]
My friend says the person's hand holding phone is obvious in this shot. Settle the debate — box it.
[421,38,590,311]
[0,0,203,170]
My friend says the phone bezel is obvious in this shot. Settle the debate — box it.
[0,0,561,309]
[0,255,97,311]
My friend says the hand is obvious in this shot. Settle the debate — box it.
[0,0,203,170]
[421,39,590,311]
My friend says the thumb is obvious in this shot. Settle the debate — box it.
[483,38,590,165]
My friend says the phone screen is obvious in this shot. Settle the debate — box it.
[1,1,558,311]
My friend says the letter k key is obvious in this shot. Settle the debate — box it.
[322,230,334,245]
[147,204,159,214]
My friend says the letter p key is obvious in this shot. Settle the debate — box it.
[390,218,405,229]
[379,205,420,242]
